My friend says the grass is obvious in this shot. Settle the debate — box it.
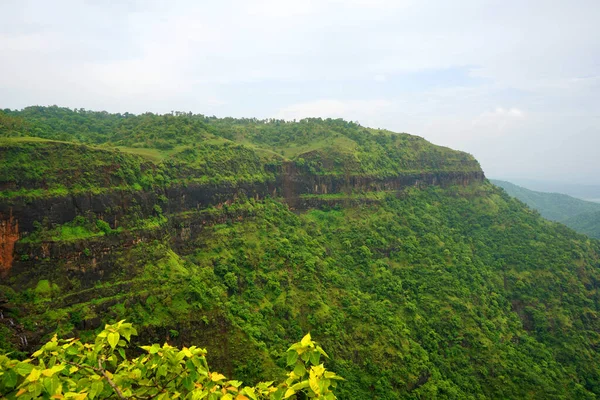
[115,146,165,162]
[275,135,358,159]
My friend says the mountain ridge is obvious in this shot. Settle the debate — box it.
[2,107,600,398]
[491,178,600,238]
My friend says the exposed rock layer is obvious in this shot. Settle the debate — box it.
[0,166,485,276]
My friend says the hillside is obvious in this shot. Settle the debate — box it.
[505,178,600,202]
[563,211,600,239]
[2,107,600,398]
[491,179,600,239]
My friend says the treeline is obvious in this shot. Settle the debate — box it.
[1,106,480,177]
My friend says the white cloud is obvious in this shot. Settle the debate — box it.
[1,0,599,182]
[276,99,392,122]
[477,107,524,120]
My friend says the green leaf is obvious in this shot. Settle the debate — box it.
[27,368,41,382]
[2,369,18,388]
[309,351,320,366]
[182,376,194,391]
[290,381,310,391]
[14,362,34,377]
[293,363,307,378]
[316,346,329,359]
[43,374,60,396]
[300,333,312,347]
[107,332,120,349]
[149,343,161,354]
[270,388,285,400]
[286,350,298,366]
[241,387,258,400]
[89,380,104,399]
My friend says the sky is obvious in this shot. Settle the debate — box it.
[1,0,599,183]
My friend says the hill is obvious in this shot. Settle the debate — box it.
[503,178,600,202]
[563,211,600,239]
[2,107,600,398]
[491,179,600,238]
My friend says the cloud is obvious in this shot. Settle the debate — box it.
[476,107,524,120]
[276,99,393,122]
[1,0,599,182]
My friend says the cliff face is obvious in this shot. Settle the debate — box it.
[0,164,484,279]
[0,211,18,277]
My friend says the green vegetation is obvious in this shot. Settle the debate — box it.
[563,211,600,239]
[0,321,341,399]
[19,216,121,243]
[1,107,479,193]
[2,106,600,398]
[492,179,600,238]
[5,187,600,398]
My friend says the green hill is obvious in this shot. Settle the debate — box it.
[563,211,600,239]
[491,179,600,239]
[2,107,600,398]
[490,179,600,221]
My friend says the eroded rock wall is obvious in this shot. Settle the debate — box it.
[0,167,485,278]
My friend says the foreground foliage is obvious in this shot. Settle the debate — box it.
[0,321,341,399]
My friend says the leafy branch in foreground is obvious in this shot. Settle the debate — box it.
[0,321,342,399]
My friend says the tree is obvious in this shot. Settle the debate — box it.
[0,321,342,399]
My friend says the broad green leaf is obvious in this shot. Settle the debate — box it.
[270,388,284,400]
[300,333,312,347]
[27,368,42,382]
[149,344,161,354]
[43,374,61,396]
[89,380,104,399]
[241,387,257,400]
[290,381,309,391]
[316,346,329,359]
[210,372,226,382]
[15,362,34,377]
[2,369,17,388]
[309,351,320,366]
[107,332,120,349]
[286,351,298,366]
[293,363,307,378]
[309,375,320,395]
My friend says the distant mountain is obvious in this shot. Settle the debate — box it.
[491,179,600,238]
[500,178,600,202]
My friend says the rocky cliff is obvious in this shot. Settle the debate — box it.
[0,164,484,280]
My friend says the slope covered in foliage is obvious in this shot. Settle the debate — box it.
[491,179,600,238]
[1,106,480,182]
[564,211,600,240]
[1,107,600,399]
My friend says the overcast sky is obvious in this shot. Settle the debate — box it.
[1,0,599,183]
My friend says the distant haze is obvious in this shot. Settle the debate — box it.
[1,0,599,184]
[492,178,600,203]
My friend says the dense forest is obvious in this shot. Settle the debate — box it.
[492,179,600,239]
[2,107,600,399]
